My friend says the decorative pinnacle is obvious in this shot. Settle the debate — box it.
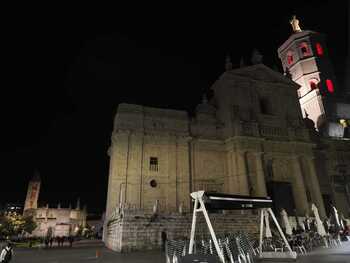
[225,54,232,71]
[202,94,208,104]
[239,57,245,68]
[251,49,263,65]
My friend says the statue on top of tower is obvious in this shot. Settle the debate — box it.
[290,15,302,33]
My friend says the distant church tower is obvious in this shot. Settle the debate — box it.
[24,171,41,211]
[277,16,337,131]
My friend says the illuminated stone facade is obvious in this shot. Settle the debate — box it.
[105,63,350,221]
[104,25,350,252]
[23,175,86,237]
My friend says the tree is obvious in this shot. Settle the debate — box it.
[0,213,37,238]
[22,215,37,234]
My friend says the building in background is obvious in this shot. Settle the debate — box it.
[86,212,104,239]
[23,173,87,237]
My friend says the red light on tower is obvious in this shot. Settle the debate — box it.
[316,43,323,56]
[326,79,334,93]
[286,50,294,65]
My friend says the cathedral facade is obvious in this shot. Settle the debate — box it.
[104,19,350,248]
[23,173,87,237]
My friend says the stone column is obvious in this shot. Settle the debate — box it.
[307,157,326,218]
[226,149,239,194]
[291,156,309,215]
[177,137,191,212]
[254,152,267,197]
[105,131,130,219]
[126,132,143,208]
[167,137,178,212]
[236,151,250,195]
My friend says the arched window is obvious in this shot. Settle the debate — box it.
[287,50,294,65]
[326,79,334,93]
[309,79,319,90]
[316,43,324,56]
[299,42,311,57]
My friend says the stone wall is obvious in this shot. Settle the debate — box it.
[105,209,259,252]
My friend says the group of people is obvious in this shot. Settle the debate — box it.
[289,217,349,236]
[44,235,75,248]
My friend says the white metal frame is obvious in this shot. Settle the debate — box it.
[189,191,225,262]
[188,191,297,262]
[258,208,297,259]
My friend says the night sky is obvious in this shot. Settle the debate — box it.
[1,2,348,213]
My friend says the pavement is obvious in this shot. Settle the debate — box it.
[9,240,350,263]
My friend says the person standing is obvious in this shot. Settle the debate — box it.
[68,236,74,248]
[44,237,49,248]
[161,230,167,252]
[0,243,13,263]
[49,237,53,248]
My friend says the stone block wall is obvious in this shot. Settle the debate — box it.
[105,209,259,252]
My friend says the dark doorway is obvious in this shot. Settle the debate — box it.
[267,181,296,215]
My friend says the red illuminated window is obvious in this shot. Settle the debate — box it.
[316,43,323,56]
[287,50,294,65]
[326,79,334,93]
[300,42,311,57]
[309,80,318,90]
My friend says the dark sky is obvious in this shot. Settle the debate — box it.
[1,2,348,213]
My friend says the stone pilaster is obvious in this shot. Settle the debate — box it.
[105,131,130,219]
[167,137,178,212]
[177,137,191,212]
[253,152,267,197]
[307,157,326,218]
[291,156,309,215]
[226,151,240,194]
[236,151,250,195]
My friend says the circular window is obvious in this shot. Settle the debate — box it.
[150,179,157,188]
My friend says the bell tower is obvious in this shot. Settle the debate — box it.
[24,171,41,211]
[277,16,337,131]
